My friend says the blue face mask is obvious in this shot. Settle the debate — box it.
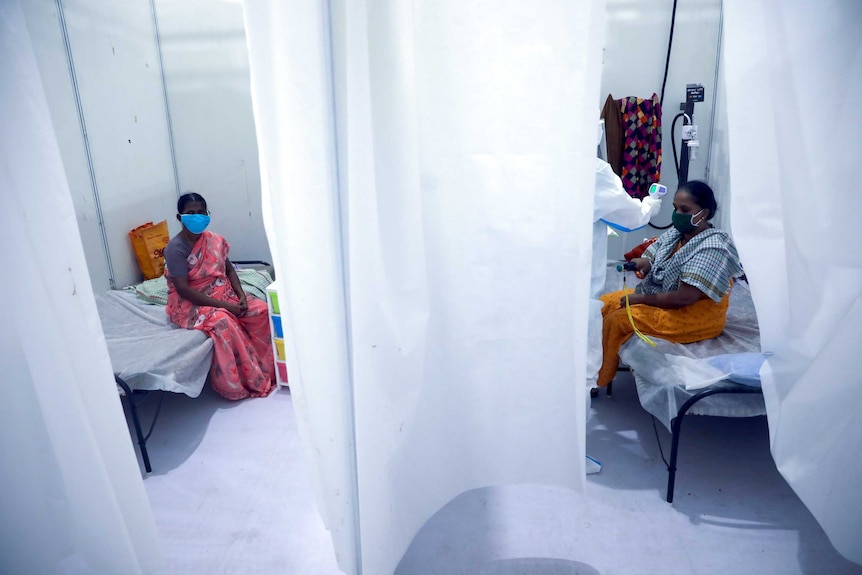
[180,214,210,234]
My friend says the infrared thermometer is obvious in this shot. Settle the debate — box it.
[648,183,667,197]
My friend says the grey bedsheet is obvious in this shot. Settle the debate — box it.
[605,265,766,430]
[96,290,213,397]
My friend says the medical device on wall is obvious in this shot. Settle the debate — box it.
[673,83,704,186]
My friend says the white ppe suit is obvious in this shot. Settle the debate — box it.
[586,158,662,390]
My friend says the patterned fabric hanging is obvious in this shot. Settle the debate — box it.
[619,93,662,199]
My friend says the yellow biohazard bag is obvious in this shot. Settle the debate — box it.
[129,220,170,280]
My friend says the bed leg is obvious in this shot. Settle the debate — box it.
[116,377,152,473]
[663,387,758,503]
[667,414,684,503]
[666,390,706,503]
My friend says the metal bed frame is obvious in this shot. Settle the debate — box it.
[604,370,764,503]
[663,385,764,502]
[116,377,164,473]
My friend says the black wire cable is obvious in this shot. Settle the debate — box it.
[652,415,670,468]
[654,0,680,230]
[670,112,686,178]
[648,112,687,230]
[659,0,680,108]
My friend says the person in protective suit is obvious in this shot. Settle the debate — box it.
[585,123,662,473]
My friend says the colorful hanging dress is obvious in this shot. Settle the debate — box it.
[619,93,662,199]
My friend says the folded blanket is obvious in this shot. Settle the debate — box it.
[127,269,273,306]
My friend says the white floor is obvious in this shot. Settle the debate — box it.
[132,373,862,575]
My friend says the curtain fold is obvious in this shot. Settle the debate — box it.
[0,1,162,573]
[243,1,605,572]
[723,0,862,564]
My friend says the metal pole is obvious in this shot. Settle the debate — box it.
[149,0,182,198]
[705,0,724,182]
[56,0,117,290]
[325,0,363,572]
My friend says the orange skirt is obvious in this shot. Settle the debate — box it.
[597,288,730,387]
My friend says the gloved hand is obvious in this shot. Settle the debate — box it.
[642,196,662,218]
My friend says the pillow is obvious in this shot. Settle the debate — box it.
[624,236,658,261]
[704,352,770,387]
[129,275,169,305]
[127,269,272,307]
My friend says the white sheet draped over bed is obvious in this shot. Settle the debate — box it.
[723,0,862,564]
[0,1,161,572]
[97,291,213,397]
[241,1,604,572]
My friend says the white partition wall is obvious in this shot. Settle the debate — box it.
[723,0,862,564]
[243,0,605,572]
[22,0,269,291]
[21,0,175,290]
[21,0,123,292]
[54,0,177,289]
[601,0,723,258]
[155,0,270,263]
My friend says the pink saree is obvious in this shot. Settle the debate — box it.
[165,232,275,400]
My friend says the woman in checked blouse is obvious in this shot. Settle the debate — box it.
[597,181,743,388]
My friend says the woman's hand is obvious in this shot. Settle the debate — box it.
[226,292,248,317]
[223,301,245,316]
[620,283,707,310]
[225,261,248,316]
[172,274,249,316]
[620,292,643,307]
[631,257,652,276]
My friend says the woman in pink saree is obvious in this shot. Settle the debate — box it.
[164,193,275,400]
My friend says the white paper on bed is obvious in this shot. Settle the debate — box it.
[96,291,214,397]
[665,354,732,391]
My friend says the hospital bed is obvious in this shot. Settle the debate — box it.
[96,263,273,472]
[601,265,766,502]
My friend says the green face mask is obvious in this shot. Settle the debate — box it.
[671,208,705,234]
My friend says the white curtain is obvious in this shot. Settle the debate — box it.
[242,1,605,572]
[723,0,862,564]
[0,2,161,573]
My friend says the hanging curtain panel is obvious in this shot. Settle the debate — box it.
[242,0,605,572]
[723,0,862,565]
[0,1,162,573]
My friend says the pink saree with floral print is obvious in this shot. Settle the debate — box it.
[165,231,275,400]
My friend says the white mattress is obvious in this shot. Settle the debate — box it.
[96,290,214,397]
